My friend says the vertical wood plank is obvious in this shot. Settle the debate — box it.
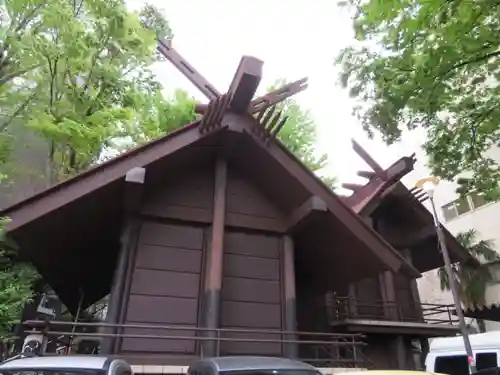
[102,167,145,354]
[402,248,423,321]
[201,157,227,356]
[384,271,398,320]
[348,284,358,318]
[283,235,298,358]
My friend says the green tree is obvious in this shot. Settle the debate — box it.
[337,0,500,199]
[268,79,337,190]
[0,0,179,183]
[0,217,39,340]
[438,229,499,332]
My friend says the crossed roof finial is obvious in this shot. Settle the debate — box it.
[156,39,308,142]
[343,140,419,214]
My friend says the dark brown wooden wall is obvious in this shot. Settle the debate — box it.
[220,231,283,356]
[121,222,205,354]
[354,277,384,318]
[117,162,287,357]
[348,214,421,321]
[140,165,214,221]
[220,164,285,356]
[225,165,285,230]
[119,163,215,355]
[364,336,396,369]
[393,274,418,320]
[352,272,417,321]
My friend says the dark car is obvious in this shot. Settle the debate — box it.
[187,357,322,375]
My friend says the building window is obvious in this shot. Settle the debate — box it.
[470,192,487,209]
[441,193,494,222]
[476,352,498,371]
[442,197,472,221]
[435,355,469,375]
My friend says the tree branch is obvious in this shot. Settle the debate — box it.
[0,92,37,132]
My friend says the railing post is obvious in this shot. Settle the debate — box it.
[216,330,221,357]
[348,285,358,318]
[352,336,357,364]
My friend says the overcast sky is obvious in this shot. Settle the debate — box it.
[127,0,431,192]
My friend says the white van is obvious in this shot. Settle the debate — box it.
[426,332,500,375]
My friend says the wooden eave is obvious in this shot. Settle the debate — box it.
[1,116,420,313]
[1,119,207,231]
[462,303,500,322]
[371,183,478,271]
[341,139,477,271]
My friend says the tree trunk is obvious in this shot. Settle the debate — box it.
[477,318,487,333]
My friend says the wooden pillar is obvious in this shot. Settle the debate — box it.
[101,167,145,355]
[201,157,227,357]
[402,249,423,321]
[393,335,407,369]
[283,235,298,358]
[347,284,358,318]
[383,271,398,320]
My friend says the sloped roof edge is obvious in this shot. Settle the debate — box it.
[1,120,202,216]
[2,116,420,279]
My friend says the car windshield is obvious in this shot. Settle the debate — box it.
[221,370,322,375]
[0,370,105,375]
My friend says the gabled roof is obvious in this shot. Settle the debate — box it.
[1,49,419,313]
[342,140,477,272]
[1,117,420,312]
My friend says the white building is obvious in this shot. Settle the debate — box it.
[387,129,500,331]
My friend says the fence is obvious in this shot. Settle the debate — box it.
[331,296,459,325]
[23,320,368,368]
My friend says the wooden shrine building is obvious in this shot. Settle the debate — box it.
[330,141,477,369]
[1,41,476,371]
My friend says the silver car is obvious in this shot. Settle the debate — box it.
[0,356,132,375]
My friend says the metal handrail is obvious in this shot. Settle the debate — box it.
[331,296,459,325]
[22,319,368,368]
[24,330,365,346]
[23,320,365,339]
[332,296,455,308]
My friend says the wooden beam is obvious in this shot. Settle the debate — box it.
[346,154,416,216]
[157,39,220,100]
[286,196,327,232]
[383,271,398,320]
[386,156,416,183]
[196,77,308,118]
[342,182,365,192]
[201,157,227,357]
[357,170,376,179]
[199,94,231,134]
[348,284,358,317]
[282,236,298,358]
[248,77,308,113]
[227,56,263,113]
[351,139,385,174]
[393,335,407,369]
[101,167,145,355]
